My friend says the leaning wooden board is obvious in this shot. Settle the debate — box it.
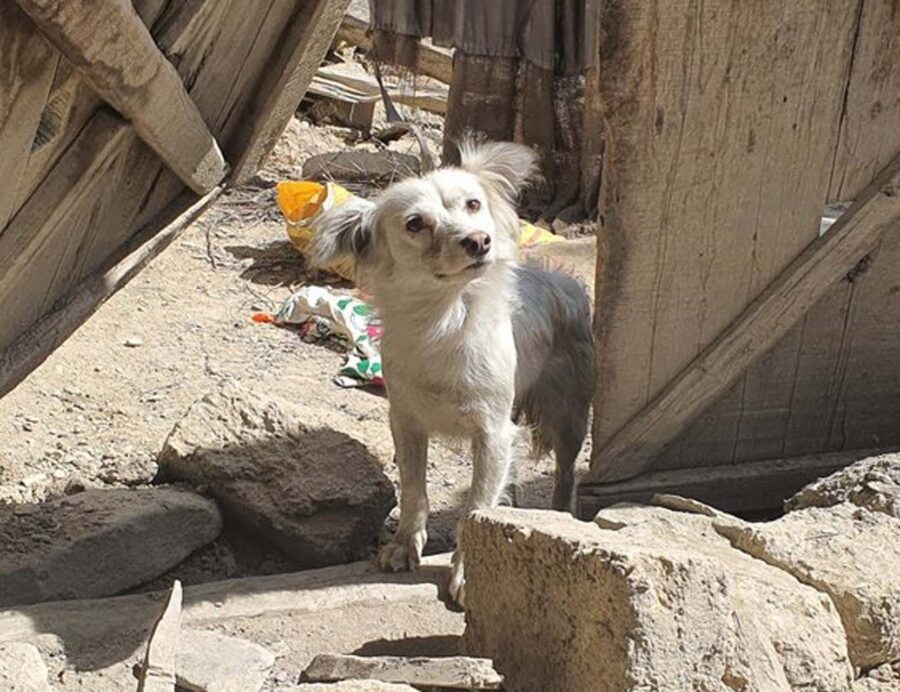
[0,0,349,397]
[582,0,900,507]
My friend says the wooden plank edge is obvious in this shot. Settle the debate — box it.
[230,0,349,184]
[14,0,227,194]
[576,448,889,520]
[587,149,900,484]
[0,186,222,399]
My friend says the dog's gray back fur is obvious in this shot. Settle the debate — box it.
[512,262,594,508]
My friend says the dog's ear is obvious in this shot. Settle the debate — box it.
[458,139,539,201]
[311,197,376,266]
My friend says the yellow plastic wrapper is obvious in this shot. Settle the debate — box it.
[519,221,565,249]
[276,180,565,282]
[276,181,357,281]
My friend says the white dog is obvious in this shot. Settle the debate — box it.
[312,140,593,604]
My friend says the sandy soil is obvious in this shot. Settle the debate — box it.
[0,113,590,587]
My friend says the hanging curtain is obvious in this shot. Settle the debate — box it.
[368,0,600,225]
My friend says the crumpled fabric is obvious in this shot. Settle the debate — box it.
[265,286,384,388]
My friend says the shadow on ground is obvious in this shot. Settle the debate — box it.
[225,240,309,286]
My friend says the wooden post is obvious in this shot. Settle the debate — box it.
[230,0,349,184]
[585,151,900,484]
[14,0,227,194]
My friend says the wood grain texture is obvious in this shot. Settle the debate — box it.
[0,0,313,397]
[0,3,58,230]
[14,0,227,194]
[231,0,350,183]
[587,147,900,483]
[588,0,862,479]
[653,0,900,471]
[0,189,219,398]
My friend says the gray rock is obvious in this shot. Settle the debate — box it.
[715,502,900,669]
[177,630,275,692]
[0,488,221,607]
[461,507,852,692]
[157,383,395,567]
[0,643,50,691]
[302,654,503,690]
[291,682,416,691]
[302,150,420,185]
[786,452,900,518]
[853,662,900,691]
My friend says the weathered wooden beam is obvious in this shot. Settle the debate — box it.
[577,449,881,520]
[585,151,900,484]
[335,13,454,84]
[230,0,349,184]
[0,187,220,399]
[0,3,59,230]
[13,0,227,194]
[0,110,130,301]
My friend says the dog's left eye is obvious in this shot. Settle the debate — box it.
[466,199,481,213]
[406,215,426,233]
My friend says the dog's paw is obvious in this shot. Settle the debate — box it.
[449,550,466,607]
[378,530,426,572]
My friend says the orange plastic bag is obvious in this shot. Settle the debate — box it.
[276,181,357,281]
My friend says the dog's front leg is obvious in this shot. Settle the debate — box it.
[379,409,429,572]
[449,419,516,606]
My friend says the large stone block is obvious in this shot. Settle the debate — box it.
[157,383,395,566]
[461,507,852,692]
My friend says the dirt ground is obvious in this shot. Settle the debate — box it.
[0,111,591,588]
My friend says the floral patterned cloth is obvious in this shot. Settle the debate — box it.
[267,285,384,388]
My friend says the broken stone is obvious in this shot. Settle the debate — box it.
[138,580,182,692]
[302,150,420,185]
[291,682,416,691]
[177,629,275,692]
[461,507,852,692]
[0,642,50,692]
[715,502,900,669]
[786,452,900,518]
[853,662,900,691]
[0,488,221,607]
[157,382,395,567]
[302,654,503,690]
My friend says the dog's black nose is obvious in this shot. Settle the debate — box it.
[461,232,491,257]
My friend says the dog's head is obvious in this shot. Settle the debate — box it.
[312,140,538,286]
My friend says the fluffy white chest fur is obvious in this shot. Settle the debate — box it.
[378,268,517,438]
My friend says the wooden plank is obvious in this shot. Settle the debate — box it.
[230,0,349,183]
[13,0,172,214]
[0,3,59,230]
[0,110,129,302]
[589,1,860,467]
[661,0,900,467]
[305,63,448,114]
[577,449,883,519]
[0,187,220,398]
[586,149,900,484]
[335,13,454,84]
[14,0,227,194]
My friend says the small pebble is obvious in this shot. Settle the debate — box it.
[124,336,143,347]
